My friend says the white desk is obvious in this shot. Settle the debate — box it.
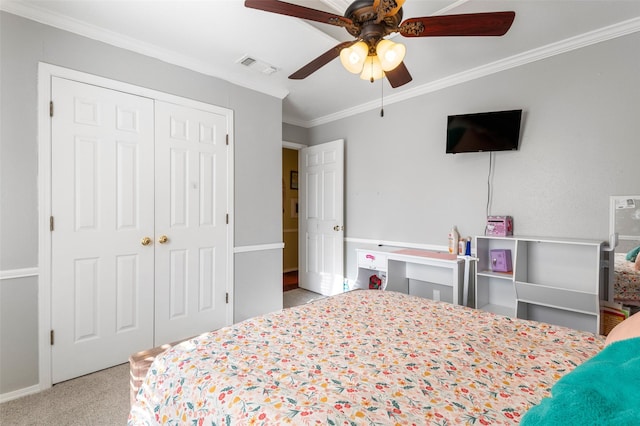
[355,247,467,306]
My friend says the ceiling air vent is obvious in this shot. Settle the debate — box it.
[237,55,278,76]
[240,57,256,66]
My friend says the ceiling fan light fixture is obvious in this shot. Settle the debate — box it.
[376,39,406,71]
[360,55,384,82]
[339,41,368,74]
[245,0,515,89]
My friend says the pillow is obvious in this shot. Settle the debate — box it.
[605,311,640,346]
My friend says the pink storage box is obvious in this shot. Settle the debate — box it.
[486,216,513,237]
[490,249,513,272]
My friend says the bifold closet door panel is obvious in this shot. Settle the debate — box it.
[153,101,230,345]
[50,77,155,383]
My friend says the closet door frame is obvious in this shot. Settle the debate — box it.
[37,62,234,391]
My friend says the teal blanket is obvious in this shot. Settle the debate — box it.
[627,245,640,262]
[521,337,640,425]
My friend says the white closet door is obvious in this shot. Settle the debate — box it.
[154,101,229,344]
[51,77,155,383]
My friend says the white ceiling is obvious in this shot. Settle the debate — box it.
[3,0,640,127]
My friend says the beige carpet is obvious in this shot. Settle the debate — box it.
[0,363,130,426]
[283,288,326,308]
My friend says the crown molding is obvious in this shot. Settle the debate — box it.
[297,16,640,128]
[3,2,637,126]
[0,1,289,100]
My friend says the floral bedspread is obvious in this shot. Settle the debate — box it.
[614,252,640,305]
[129,290,603,425]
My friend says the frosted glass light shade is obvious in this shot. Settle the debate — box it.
[376,39,406,71]
[339,41,368,74]
[360,55,384,82]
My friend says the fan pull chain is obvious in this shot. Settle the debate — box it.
[380,77,384,117]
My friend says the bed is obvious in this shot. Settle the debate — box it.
[613,252,640,306]
[129,290,604,425]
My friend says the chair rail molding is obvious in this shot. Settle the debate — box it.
[234,242,285,253]
[0,267,39,280]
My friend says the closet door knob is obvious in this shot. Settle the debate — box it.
[158,235,169,244]
[141,237,152,246]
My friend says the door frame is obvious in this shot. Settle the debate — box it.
[282,140,346,295]
[282,141,307,280]
[37,63,234,390]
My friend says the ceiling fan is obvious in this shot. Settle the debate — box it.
[245,0,515,88]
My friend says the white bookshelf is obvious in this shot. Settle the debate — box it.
[475,237,518,317]
[475,235,603,334]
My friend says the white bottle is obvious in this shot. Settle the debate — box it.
[448,226,459,255]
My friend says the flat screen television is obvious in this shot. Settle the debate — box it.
[446,109,522,154]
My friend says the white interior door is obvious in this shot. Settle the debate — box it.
[153,101,230,344]
[299,139,344,296]
[51,77,155,383]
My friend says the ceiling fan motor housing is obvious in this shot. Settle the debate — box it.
[344,0,404,49]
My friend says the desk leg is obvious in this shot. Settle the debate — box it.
[463,258,470,307]
[386,260,408,294]
[451,264,459,305]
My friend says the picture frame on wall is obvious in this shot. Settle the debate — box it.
[290,171,298,190]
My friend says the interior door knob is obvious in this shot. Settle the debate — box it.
[158,235,169,244]
[333,225,344,231]
[140,237,152,246]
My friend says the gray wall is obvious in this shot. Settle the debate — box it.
[283,122,309,145]
[305,31,640,267]
[0,11,282,395]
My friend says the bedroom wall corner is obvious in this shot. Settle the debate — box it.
[230,85,284,322]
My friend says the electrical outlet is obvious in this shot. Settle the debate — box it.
[433,289,440,302]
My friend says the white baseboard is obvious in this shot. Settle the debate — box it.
[0,384,42,403]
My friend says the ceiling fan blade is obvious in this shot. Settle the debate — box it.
[373,0,406,23]
[399,11,515,37]
[289,41,356,80]
[245,0,354,28]
[385,61,412,88]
